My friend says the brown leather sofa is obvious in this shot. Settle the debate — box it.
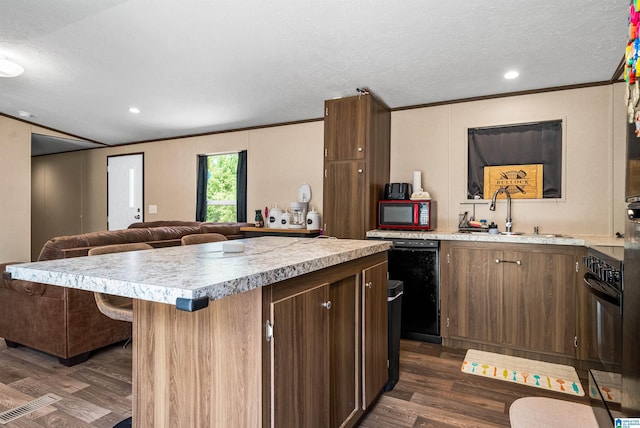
[0,221,251,365]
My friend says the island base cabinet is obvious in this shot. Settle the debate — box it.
[132,288,263,428]
[263,252,388,428]
[330,276,359,427]
[131,253,388,428]
[269,283,331,428]
[362,261,389,409]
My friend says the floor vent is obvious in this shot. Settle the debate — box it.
[0,393,62,425]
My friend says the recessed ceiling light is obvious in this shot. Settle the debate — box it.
[504,70,520,80]
[17,110,33,118]
[0,56,24,78]
[129,107,140,114]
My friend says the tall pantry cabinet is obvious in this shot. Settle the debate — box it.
[323,94,391,239]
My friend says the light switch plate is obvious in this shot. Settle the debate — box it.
[149,205,157,214]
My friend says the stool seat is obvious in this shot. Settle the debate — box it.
[88,243,154,323]
[181,233,228,245]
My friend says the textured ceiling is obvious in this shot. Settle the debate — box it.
[0,0,630,151]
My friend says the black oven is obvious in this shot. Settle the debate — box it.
[583,246,623,425]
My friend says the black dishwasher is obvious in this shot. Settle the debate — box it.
[377,238,441,343]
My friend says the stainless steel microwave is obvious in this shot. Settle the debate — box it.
[378,200,435,231]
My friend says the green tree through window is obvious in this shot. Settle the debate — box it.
[206,153,238,222]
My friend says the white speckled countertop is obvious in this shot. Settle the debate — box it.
[366,229,624,247]
[6,237,391,306]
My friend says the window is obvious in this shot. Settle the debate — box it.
[196,151,247,222]
[467,121,563,199]
[205,153,238,221]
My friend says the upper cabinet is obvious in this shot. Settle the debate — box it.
[323,94,391,239]
[324,96,367,161]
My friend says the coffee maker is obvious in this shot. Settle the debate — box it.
[289,202,307,229]
[288,184,311,229]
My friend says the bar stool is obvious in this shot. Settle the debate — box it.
[88,242,153,347]
[180,233,228,245]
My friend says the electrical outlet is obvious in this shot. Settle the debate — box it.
[149,205,157,214]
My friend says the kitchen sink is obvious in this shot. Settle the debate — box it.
[501,232,573,238]
[455,230,572,239]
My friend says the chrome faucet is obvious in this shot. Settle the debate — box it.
[489,187,513,233]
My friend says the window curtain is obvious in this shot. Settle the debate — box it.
[195,155,208,221]
[467,121,562,199]
[236,150,248,222]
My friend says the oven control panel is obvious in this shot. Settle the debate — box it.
[583,255,623,288]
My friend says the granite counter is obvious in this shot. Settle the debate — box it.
[7,236,391,306]
[366,229,623,247]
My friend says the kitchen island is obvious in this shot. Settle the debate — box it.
[7,237,392,428]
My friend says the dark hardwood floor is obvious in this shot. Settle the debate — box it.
[361,340,591,428]
[0,339,132,427]
[0,338,591,427]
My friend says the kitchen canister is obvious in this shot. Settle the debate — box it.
[268,205,283,228]
[279,210,291,228]
[306,207,320,230]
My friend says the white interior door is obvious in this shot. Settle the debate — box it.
[107,154,144,230]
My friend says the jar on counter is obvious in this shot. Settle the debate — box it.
[254,209,265,228]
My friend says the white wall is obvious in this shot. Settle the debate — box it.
[0,116,31,262]
[390,84,627,236]
[248,122,324,216]
[6,82,628,261]
[77,121,324,232]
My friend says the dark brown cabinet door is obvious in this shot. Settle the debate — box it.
[323,94,390,240]
[270,283,330,428]
[502,251,576,355]
[324,97,367,161]
[362,261,388,409]
[329,276,359,427]
[447,245,503,343]
[324,161,366,239]
[445,242,579,358]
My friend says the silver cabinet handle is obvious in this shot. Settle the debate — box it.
[495,259,522,266]
[357,169,363,174]
[358,147,363,152]
[322,301,332,309]
[365,281,373,288]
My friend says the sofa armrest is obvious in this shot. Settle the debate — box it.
[1,262,64,298]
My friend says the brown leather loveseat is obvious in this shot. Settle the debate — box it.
[0,221,251,365]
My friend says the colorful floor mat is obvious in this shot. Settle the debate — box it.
[462,349,584,397]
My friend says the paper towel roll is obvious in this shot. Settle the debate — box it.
[413,171,423,192]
